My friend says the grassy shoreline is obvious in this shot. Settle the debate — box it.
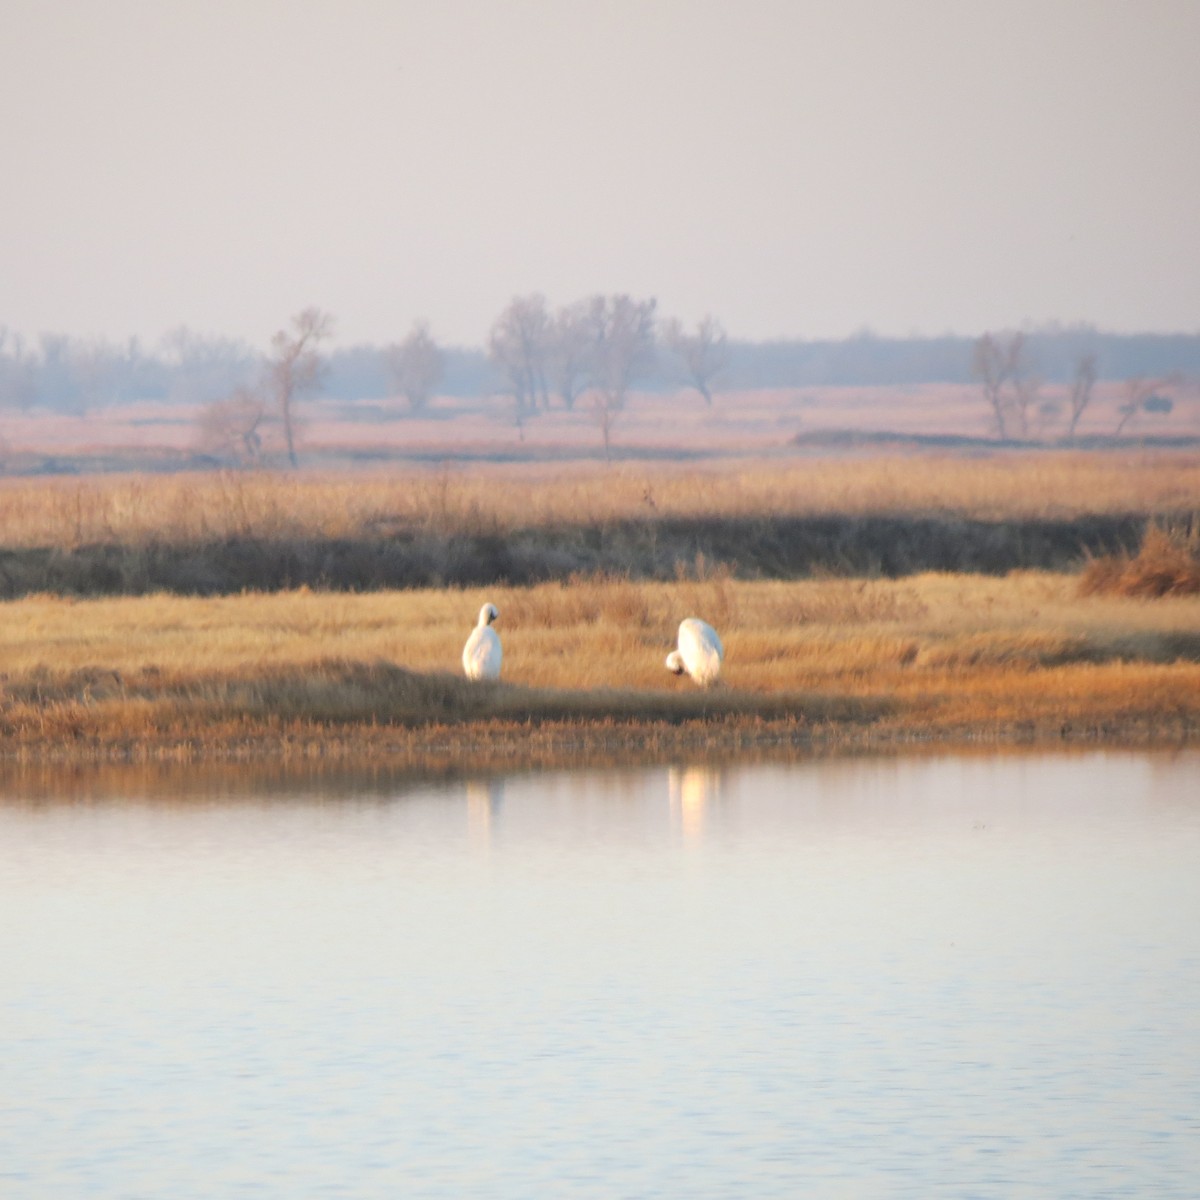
[2,572,1197,766]
[1,672,1195,768]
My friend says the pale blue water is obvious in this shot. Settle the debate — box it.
[2,750,1198,1197]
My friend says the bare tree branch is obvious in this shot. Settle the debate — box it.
[1066,352,1098,439]
[549,300,593,411]
[587,388,620,463]
[195,387,267,467]
[971,332,1028,440]
[584,293,657,412]
[387,321,444,413]
[268,307,333,467]
[488,295,551,414]
[664,314,728,405]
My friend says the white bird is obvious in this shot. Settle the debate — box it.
[462,602,502,680]
[665,617,724,686]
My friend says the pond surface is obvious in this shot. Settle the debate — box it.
[2,750,1199,1197]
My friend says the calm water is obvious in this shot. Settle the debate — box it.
[2,751,1199,1198]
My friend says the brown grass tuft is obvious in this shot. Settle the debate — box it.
[1079,518,1200,598]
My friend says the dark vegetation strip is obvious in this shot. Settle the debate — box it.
[4,443,731,478]
[0,513,1173,599]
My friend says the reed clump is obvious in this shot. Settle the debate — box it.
[1079,518,1200,598]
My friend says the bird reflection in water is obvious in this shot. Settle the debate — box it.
[668,765,724,841]
[466,777,505,844]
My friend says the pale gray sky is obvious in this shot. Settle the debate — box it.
[2,0,1198,349]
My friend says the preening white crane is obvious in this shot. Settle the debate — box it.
[462,602,502,681]
[665,617,724,686]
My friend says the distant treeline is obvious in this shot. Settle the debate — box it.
[723,329,1200,390]
[2,322,1198,414]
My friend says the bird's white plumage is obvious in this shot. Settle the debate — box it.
[665,617,724,686]
[462,602,502,680]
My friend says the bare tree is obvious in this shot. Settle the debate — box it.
[972,334,1006,437]
[585,294,657,411]
[196,387,267,466]
[1115,374,1181,436]
[387,321,444,413]
[549,300,593,411]
[1065,352,1098,439]
[972,332,1013,438]
[575,294,656,462]
[1010,359,1040,439]
[267,307,333,467]
[588,389,621,463]
[488,294,551,415]
[971,331,1027,440]
[664,314,728,405]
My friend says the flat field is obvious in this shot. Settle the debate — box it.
[0,451,1195,764]
[3,450,1199,546]
[3,381,1197,468]
[0,571,1196,765]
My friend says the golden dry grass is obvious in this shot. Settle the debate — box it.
[1079,518,1200,597]
[1,451,1198,549]
[2,452,1197,763]
[1,572,1196,762]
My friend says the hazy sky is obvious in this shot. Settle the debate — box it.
[3,0,1198,350]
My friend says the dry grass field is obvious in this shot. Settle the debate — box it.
[1,571,1196,764]
[2,452,1197,549]
[0,451,1195,764]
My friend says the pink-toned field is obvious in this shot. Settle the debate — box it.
[3,383,1196,464]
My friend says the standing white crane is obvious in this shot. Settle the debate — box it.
[665,617,724,686]
[462,602,502,680]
